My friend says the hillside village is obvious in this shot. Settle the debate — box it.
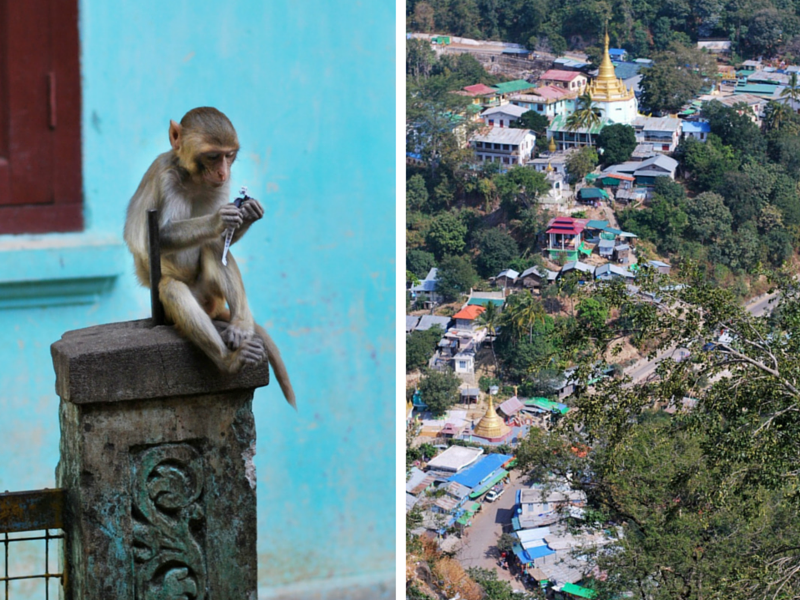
[406,9,800,600]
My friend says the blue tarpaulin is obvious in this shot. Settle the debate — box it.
[523,545,556,561]
[448,454,514,489]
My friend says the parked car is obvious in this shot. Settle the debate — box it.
[485,486,505,502]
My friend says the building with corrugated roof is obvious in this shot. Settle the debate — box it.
[470,127,536,166]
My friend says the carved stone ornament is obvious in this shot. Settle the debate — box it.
[132,443,206,600]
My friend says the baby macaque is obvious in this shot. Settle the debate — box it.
[124,107,295,407]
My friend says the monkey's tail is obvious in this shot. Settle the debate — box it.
[255,324,296,409]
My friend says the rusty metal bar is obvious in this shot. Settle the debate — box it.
[0,490,64,534]
[147,209,166,325]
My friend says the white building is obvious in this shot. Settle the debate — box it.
[481,104,527,128]
[470,127,535,167]
[632,116,682,153]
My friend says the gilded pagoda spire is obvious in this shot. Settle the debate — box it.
[473,394,510,440]
[586,26,634,102]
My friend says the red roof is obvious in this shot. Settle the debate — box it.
[533,85,569,99]
[452,305,486,321]
[546,216,587,236]
[540,69,584,82]
[463,83,496,96]
[604,173,635,181]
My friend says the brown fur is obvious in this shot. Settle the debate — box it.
[124,107,296,408]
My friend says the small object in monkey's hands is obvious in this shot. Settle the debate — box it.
[222,186,250,266]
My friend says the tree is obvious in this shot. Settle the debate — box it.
[717,161,776,227]
[701,100,765,160]
[436,255,478,302]
[407,326,445,373]
[407,174,429,213]
[418,368,461,416]
[676,134,739,193]
[475,301,502,372]
[494,166,549,217]
[566,93,602,132]
[779,72,800,107]
[406,37,436,81]
[565,146,599,184]
[426,211,467,259]
[685,191,732,243]
[503,292,546,343]
[511,110,549,135]
[474,228,519,278]
[515,272,800,599]
[407,249,436,280]
[746,8,798,57]
[596,123,637,166]
[639,42,717,114]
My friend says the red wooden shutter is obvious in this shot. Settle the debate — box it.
[0,0,82,234]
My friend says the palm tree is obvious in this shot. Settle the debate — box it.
[566,93,602,134]
[780,72,800,109]
[764,100,791,133]
[475,301,501,371]
[503,292,546,343]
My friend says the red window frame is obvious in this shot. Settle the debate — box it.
[0,0,82,235]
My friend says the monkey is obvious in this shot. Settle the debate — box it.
[124,107,296,408]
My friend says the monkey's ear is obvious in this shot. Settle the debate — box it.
[169,120,182,151]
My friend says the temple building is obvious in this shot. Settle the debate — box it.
[545,31,639,151]
[586,31,638,124]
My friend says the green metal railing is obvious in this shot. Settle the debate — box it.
[0,490,66,599]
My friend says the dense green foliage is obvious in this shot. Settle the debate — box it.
[621,102,800,282]
[474,228,519,278]
[436,254,479,301]
[418,368,462,416]
[407,326,446,372]
[407,0,800,59]
[639,43,717,114]
[515,270,800,599]
[596,123,637,166]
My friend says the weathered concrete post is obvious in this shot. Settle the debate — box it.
[51,319,269,600]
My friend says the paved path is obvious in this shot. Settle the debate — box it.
[455,471,527,590]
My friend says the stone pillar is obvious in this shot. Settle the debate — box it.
[51,320,269,600]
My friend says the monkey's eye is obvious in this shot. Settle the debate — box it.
[226,151,237,161]
[205,153,220,161]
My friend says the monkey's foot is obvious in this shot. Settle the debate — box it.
[235,335,266,368]
[222,322,254,350]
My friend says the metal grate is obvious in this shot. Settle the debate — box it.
[0,490,66,599]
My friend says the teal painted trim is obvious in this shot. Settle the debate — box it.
[0,234,125,308]
[258,572,395,600]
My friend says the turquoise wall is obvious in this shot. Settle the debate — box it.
[0,1,395,597]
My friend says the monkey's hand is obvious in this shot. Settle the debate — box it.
[217,204,244,234]
[222,321,254,350]
[240,199,264,223]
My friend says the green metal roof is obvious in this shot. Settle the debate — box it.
[549,113,611,135]
[467,298,506,307]
[561,582,598,599]
[469,469,509,498]
[493,79,535,94]
[578,187,608,200]
[734,83,780,97]
[525,398,569,414]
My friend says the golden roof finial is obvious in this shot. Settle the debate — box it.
[586,23,634,102]
[473,394,511,440]
[548,135,557,153]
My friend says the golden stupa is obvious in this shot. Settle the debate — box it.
[473,394,511,440]
[548,136,557,153]
[586,30,635,102]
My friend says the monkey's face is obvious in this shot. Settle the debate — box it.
[197,149,238,187]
